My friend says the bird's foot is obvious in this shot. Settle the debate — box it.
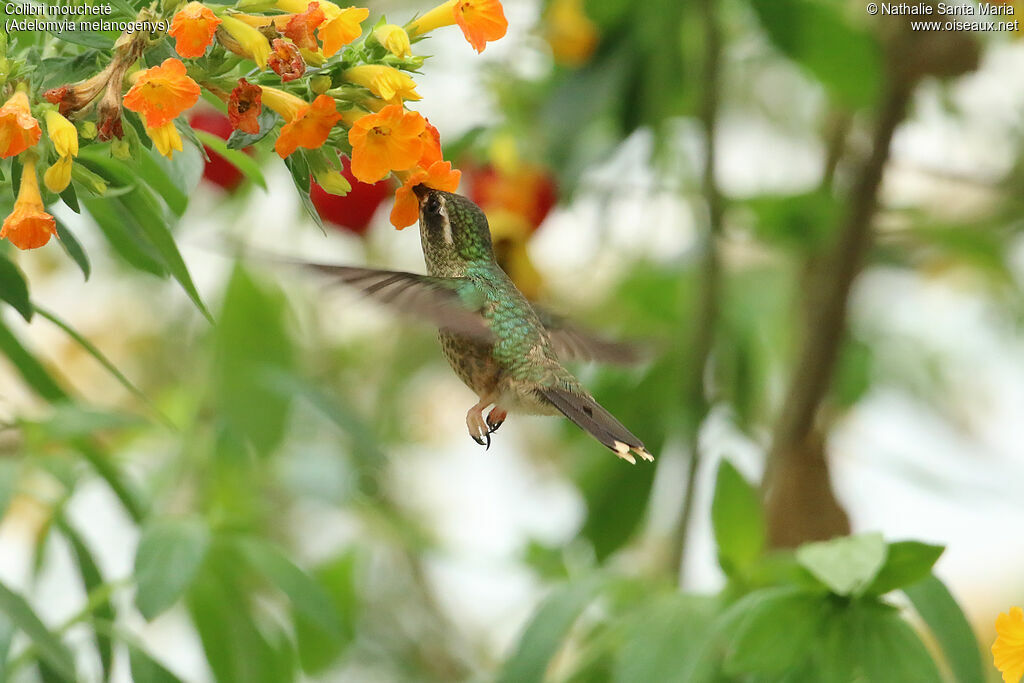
[466,403,492,450]
[486,407,507,434]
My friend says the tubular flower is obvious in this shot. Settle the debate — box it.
[261,88,343,158]
[219,15,273,68]
[43,111,79,193]
[408,0,507,53]
[284,2,326,50]
[45,111,78,159]
[319,5,370,57]
[44,158,73,194]
[343,65,420,104]
[347,104,425,183]
[268,39,306,81]
[0,91,42,159]
[417,120,442,168]
[543,0,597,66]
[994,606,1024,683]
[169,2,222,59]
[391,160,460,228]
[374,23,412,57]
[123,58,201,128]
[2,156,57,250]
[146,122,185,159]
[228,78,263,134]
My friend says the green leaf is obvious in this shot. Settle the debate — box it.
[187,549,297,683]
[819,600,941,683]
[284,153,324,231]
[746,189,838,253]
[903,574,984,683]
[194,130,268,189]
[82,197,166,276]
[795,532,887,596]
[864,541,944,596]
[60,183,80,214]
[294,552,359,674]
[0,581,76,681]
[129,646,184,683]
[613,594,720,683]
[711,459,764,576]
[134,518,211,620]
[751,0,881,108]
[227,108,279,149]
[0,255,33,321]
[234,538,343,637]
[0,318,68,402]
[723,587,824,676]
[55,220,90,280]
[56,518,114,682]
[213,265,294,455]
[498,577,604,683]
[0,612,14,682]
[48,27,115,49]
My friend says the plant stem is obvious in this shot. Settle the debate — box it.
[668,0,723,582]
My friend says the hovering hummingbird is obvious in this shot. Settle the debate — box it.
[303,186,653,464]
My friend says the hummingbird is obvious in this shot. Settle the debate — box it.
[302,186,653,464]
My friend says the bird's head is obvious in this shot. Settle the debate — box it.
[415,185,493,265]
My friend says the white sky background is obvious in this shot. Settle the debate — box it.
[1,1,1024,680]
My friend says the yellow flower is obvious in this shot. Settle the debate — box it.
[44,111,78,158]
[43,156,73,193]
[544,0,597,66]
[42,110,79,193]
[343,65,420,104]
[220,15,273,69]
[374,23,412,57]
[272,0,368,56]
[994,607,1024,683]
[146,122,184,159]
[2,155,57,250]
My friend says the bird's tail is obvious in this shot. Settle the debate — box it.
[540,387,654,464]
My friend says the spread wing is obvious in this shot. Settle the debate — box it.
[292,260,641,363]
[303,263,493,341]
[535,308,644,365]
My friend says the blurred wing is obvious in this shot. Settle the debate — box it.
[304,263,492,341]
[536,308,643,365]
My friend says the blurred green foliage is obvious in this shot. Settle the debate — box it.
[0,0,1018,680]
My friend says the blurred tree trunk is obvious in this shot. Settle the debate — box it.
[762,78,912,548]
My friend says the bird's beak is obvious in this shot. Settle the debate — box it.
[412,184,430,201]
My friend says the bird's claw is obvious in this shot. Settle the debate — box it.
[471,432,491,449]
[486,408,507,434]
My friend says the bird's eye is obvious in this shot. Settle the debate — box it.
[425,195,442,215]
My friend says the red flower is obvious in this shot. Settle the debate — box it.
[190,111,254,191]
[283,1,326,50]
[469,163,557,231]
[311,155,391,235]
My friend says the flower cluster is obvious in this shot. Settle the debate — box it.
[0,0,509,249]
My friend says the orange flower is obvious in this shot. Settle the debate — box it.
[123,58,201,128]
[169,2,222,59]
[390,160,461,229]
[994,606,1024,683]
[229,78,263,134]
[261,88,342,158]
[418,120,442,168]
[319,5,369,57]
[268,39,306,81]
[0,91,42,159]
[347,104,425,184]
[408,0,507,53]
[2,156,57,250]
[284,1,325,50]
